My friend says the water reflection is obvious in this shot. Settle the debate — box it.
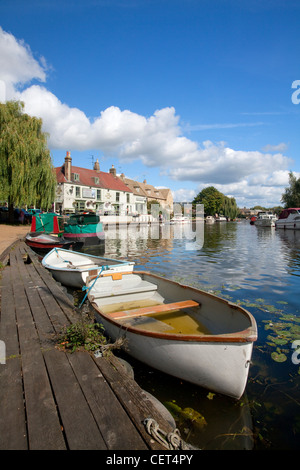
[80,220,300,450]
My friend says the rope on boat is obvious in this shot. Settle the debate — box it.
[79,265,109,308]
[143,418,192,450]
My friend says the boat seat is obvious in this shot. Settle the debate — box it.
[90,275,158,298]
[66,263,98,269]
[110,300,199,320]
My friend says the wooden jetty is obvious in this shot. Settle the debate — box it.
[0,240,185,451]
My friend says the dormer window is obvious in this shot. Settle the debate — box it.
[94,177,99,184]
[72,173,79,181]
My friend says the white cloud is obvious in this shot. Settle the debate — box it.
[0,27,47,99]
[262,142,288,152]
[0,27,293,208]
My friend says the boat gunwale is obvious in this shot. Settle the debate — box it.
[42,248,135,272]
[88,271,258,344]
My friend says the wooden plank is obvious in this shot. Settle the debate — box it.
[67,351,148,450]
[0,265,28,450]
[43,348,107,450]
[95,355,176,451]
[8,250,66,450]
[23,244,79,325]
[111,300,199,320]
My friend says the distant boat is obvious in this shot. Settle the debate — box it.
[25,232,74,254]
[215,215,227,222]
[170,216,191,224]
[275,208,300,230]
[87,271,257,399]
[63,213,105,246]
[250,216,257,225]
[254,212,277,227]
[42,247,135,288]
[205,216,215,224]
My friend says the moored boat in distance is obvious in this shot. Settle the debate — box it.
[215,215,227,222]
[87,271,257,399]
[170,215,191,224]
[205,216,215,224]
[42,247,135,288]
[275,208,300,230]
[25,232,74,254]
[254,211,277,227]
[63,212,105,247]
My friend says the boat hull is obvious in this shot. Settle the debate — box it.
[89,272,257,399]
[25,232,73,254]
[94,312,253,399]
[254,220,276,227]
[276,219,300,230]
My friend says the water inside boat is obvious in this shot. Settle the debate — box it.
[101,299,211,335]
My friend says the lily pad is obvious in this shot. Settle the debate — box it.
[266,335,288,346]
[271,351,287,363]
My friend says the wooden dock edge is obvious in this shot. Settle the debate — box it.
[0,240,192,451]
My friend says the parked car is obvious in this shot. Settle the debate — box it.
[14,208,31,224]
[0,206,9,223]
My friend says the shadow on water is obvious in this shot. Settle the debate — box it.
[78,220,300,450]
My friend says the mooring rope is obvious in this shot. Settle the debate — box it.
[79,265,109,308]
[143,418,192,450]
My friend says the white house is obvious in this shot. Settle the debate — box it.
[54,152,133,215]
[54,152,173,218]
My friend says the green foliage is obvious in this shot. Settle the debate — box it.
[192,186,238,218]
[192,186,224,216]
[222,196,239,219]
[57,321,107,353]
[281,171,300,208]
[0,100,56,212]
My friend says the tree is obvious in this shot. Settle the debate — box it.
[222,196,239,220]
[0,101,56,221]
[192,186,224,216]
[281,171,300,208]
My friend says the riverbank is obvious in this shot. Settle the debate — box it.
[0,224,29,257]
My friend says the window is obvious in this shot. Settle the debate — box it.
[72,173,80,181]
[75,186,81,198]
[116,192,120,202]
[127,193,130,203]
[97,189,101,200]
[94,177,99,184]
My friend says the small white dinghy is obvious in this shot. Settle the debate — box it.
[87,271,257,399]
[42,248,135,288]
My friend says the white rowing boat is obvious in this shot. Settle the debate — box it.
[42,247,134,288]
[87,271,257,399]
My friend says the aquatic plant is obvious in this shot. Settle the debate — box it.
[57,321,107,353]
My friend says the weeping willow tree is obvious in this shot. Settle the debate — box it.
[222,196,239,220]
[0,101,56,221]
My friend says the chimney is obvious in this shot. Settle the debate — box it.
[143,179,147,184]
[109,164,116,177]
[64,151,72,181]
[120,173,125,179]
[94,158,100,173]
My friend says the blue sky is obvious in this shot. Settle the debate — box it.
[1,0,300,207]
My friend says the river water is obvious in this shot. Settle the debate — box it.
[82,220,300,450]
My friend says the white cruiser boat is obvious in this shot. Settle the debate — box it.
[275,208,300,230]
[254,212,277,227]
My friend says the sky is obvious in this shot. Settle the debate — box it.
[1,0,300,208]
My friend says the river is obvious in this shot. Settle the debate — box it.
[81,219,300,450]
